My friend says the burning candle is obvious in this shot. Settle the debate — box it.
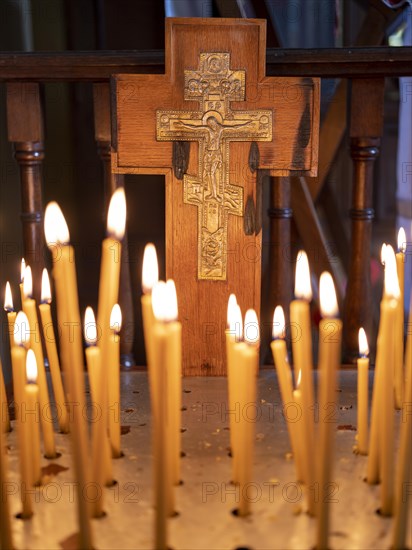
[237,309,259,517]
[24,349,41,486]
[271,306,303,482]
[394,228,406,409]
[367,243,388,484]
[84,307,111,517]
[141,242,159,373]
[38,269,69,434]
[230,303,244,485]
[392,295,412,548]
[12,311,33,518]
[290,251,315,513]
[356,328,369,455]
[19,257,26,305]
[0,381,13,548]
[22,265,56,458]
[97,188,126,372]
[44,202,93,549]
[3,283,15,432]
[164,280,182,487]
[97,189,126,461]
[226,293,238,482]
[4,281,16,347]
[316,272,342,550]
[0,285,13,434]
[108,304,122,458]
[379,245,399,516]
[152,281,175,550]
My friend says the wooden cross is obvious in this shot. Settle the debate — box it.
[112,18,320,375]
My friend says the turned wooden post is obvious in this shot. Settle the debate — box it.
[343,78,384,362]
[268,176,293,331]
[93,83,135,367]
[6,83,45,302]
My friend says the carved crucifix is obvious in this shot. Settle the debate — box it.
[157,52,272,279]
[112,18,320,375]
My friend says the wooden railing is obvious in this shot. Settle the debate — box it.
[1,46,412,363]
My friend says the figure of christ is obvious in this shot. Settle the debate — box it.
[175,115,255,200]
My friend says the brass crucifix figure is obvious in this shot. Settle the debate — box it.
[157,52,273,280]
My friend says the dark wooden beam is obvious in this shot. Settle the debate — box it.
[0,47,412,82]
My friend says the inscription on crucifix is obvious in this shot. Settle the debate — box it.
[156,52,273,280]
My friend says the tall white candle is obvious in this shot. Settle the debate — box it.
[357,328,369,455]
[289,251,315,515]
[392,293,412,548]
[379,246,400,516]
[271,306,303,482]
[316,272,342,550]
[38,268,69,434]
[22,266,56,458]
[226,293,238,482]
[44,202,93,548]
[237,309,259,517]
[394,227,406,409]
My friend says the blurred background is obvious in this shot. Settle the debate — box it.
[0,0,410,372]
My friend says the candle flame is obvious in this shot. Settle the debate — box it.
[152,281,167,321]
[244,309,260,345]
[20,258,26,282]
[23,266,33,300]
[397,227,406,254]
[380,243,387,266]
[14,311,31,348]
[84,307,97,346]
[107,188,126,240]
[229,304,243,342]
[26,349,38,383]
[227,294,237,328]
[358,328,369,357]
[319,271,339,318]
[41,269,52,304]
[110,304,122,333]
[384,245,401,299]
[142,243,159,294]
[4,282,14,312]
[296,370,302,389]
[272,306,286,339]
[295,250,312,301]
[166,280,178,322]
[44,202,70,246]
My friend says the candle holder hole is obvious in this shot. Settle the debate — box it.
[180,428,187,433]
[44,451,62,460]
[171,510,180,518]
[94,510,107,520]
[180,451,186,458]
[107,479,118,487]
[181,406,187,412]
[183,389,191,393]
[178,479,184,486]
[132,390,140,394]
[16,511,33,520]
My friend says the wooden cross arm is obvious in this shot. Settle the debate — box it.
[112,73,319,176]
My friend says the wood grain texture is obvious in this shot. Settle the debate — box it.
[93,83,136,367]
[111,18,320,375]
